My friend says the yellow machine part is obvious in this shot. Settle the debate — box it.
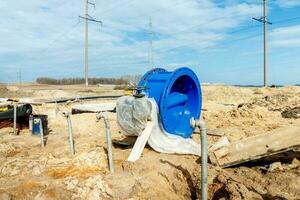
[0,106,9,112]
[124,89,134,96]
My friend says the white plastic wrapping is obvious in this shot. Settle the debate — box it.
[147,98,201,156]
[116,96,201,160]
[116,96,152,136]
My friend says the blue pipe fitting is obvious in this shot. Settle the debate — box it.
[138,67,202,138]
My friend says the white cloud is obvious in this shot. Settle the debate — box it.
[275,0,300,8]
[0,0,261,80]
[270,25,300,47]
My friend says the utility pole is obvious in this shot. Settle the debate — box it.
[79,0,102,87]
[85,0,89,87]
[263,0,267,87]
[148,17,154,69]
[253,0,272,87]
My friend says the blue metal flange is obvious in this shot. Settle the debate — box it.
[138,67,202,138]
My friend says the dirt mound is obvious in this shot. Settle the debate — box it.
[238,93,299,111]
[0,85,8,95]
[282,107,300,119]
[211,164,300,200]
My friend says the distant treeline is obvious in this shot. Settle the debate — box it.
[36,77,130,85]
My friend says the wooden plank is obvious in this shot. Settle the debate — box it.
[209,126,300,168]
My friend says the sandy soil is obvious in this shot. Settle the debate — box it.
[0,84,300,200]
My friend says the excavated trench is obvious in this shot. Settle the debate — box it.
[0,85,300,199]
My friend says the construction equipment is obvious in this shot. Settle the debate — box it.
[0,104,33,131]
[138,67,202,138]
[116,67,203,158]
[0,104,32,120]
[117,67,207,199]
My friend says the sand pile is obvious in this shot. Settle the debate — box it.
[0,85,8,96]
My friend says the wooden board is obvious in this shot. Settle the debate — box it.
[209,126,300,168]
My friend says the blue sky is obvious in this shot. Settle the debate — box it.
[0,0,299,85]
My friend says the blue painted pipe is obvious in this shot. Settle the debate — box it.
[138,67,202,138]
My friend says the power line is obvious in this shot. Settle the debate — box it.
[42,21,81,51]
[110,11,262,56]
[139,1,239,21]
[86,1,265,58]
[89,24,262,68]
[34,1,298,81]
[43,2,298,53]
[99,14,299,57]
[98,0,236,33]
[162,24,261,53]
[186,14,300,52]
[147,11,263,53]
[123,0,195,23]
[89,61,149,70]
[218,32,262,47]
[273,16,300,26]
[133,1,247,35]
[95,0,139,16]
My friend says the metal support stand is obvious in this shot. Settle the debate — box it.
[13,103,17,135]
[55,102,59,117]
[39,119,44,148]
[63,112,75,157]
[96,112,114,173]
[191,118,208,200]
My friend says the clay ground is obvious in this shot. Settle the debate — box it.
[0,84,300,200]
